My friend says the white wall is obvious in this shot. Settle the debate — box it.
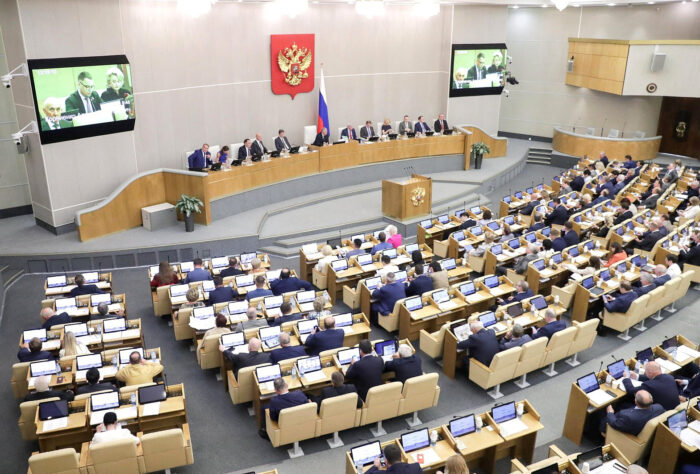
[623,44,700,97]
[499,2,700,139]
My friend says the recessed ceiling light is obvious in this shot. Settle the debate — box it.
[511,5,519,8]
[607,3,616,5]
[541,4,548,7]
[572,3,579,6]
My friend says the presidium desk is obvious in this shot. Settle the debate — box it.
[76,127,508,241]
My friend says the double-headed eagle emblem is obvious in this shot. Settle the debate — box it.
[411,187,426,207]
[277,43,312,87]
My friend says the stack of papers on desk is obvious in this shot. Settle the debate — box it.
[77,334,102,345]
[680,428,700,448]
[303,371,326,383]
[587,388,615,405]
[297,302,315,313]
[42,417,68,432]
[96,281,110,289]
[266,308,281,318]
[189,317,215,331]
[657,358,681,373]
[438,301,457,312]
[498,418,528,437]
[675,345,700,363]
[361,264,377,272]
[411,447,440,466]
[142,402,161,417]
[341,327,354,334]
[689,420,700,433]
[591,460,629,474]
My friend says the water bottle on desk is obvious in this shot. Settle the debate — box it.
[291,366,297,380]
[112,355,117,366]
[130,393,136,406]
[430,430,438,447]
[151,350,156,361]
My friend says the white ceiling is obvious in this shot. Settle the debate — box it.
[216,0,694,7]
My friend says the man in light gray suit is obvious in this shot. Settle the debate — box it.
[398,115,413,135]
[360,120,376,139]
[235,307,268,331]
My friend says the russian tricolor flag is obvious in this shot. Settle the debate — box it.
[317,68,329,134]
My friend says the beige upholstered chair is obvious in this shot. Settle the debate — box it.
[83,437,144,474]
[11,361,34,399]
[315,392,361,447]
[378,299,403,333]
[173,307,195,341]
[360,382,403,436]
[265,402,318,457]
[229,364,267,406]
[551,281,577,309]
[198,330,230,369]
[397,373,440,426]
[28,448,82,474]
[469,347,521,399]
[540,326,577,377]
[153,285,172,317]
[319,347,343,358]
[312,268,328,290]
[645,286,666,322]
[342,282,361,310]
[140,424,194,472]
[467,253,485,273]
[603,294,649,340]
[75,389,114,402]
[419,320,461,359]
[119,383,155,397]
[605,409,672,463]
[19,397,60,441]
[566,319,599,366]
[513,338,547,388]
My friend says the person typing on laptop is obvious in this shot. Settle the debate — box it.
[457,322,499,377]
[367,444,422,474]
[184,257,212,284]
[532,309,566,340]
[115,351,163,386]
[624,361,680,410]
[345,339,384,402]
[92,411,140,446]
[270,268,313,295]
[68,274,105,297]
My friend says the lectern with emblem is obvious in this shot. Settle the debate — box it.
[381,174,432,220]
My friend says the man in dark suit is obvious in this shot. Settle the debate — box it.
[251,133,268,156]
[613,200,633,226]
[340,124,357,140]
[466,53,488,80]
[603,281,638,313]
[69,274,105,297]
[562,221,580,246]
[433,114,449,133]
[571,174,585,192]
[599,152,609,167]
[345,339,384,401]
[550,228,568,252]
[270,301,303,327]
[40,308,72,330]
[25,375,74,402]
[17,337,55,362]
[384,344,422,384]
[623,361,680,410]
[519,193,541,216]
[406,264,433,297]
[346,239,365,258]
[269,332,307,364]
[370,272,407,325]
[641,188,661,209]
[305,316,345,356]
[76,367,118,395]
[601,390,665,436]
[633,221,663,252]
[612,175,627,195]
[187,144,211,171]
[678,364,700,400]
[653,264,672,287]
[413,116,431,135]
[184,257,212,284]
[622,154,637,169]
[367,444,422,474]
[532,309,566,340]
[238,139,253,161]
[680,231,700,267]
[545,198,569,226]
[63,71,102,115]
[219,257,245,278]
[634,272,657,297]
[274,129,293,152]
[313,127,330,146]
[270,268,313,295]
[498,280,533,306]
[457,322,499,374]
[39,97,73,131]
[264,377,309,426]
[499,323,533,350]
[457,212,477,230]
[220,337,271,377]
[360,120,376,139]
[527,213,545,233]
[246,275,273,301]
[208,276,239,305]
[595,175,615,197]
[312,371,362,409]
[592,189,610,205]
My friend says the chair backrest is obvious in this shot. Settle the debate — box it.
[119,382,155,396]
[155,285,172,317]
[304,125,317,145]
[276,402,318,445]
[203,330,229,353]
[89,437,140,474]
[569,319,599,354]
[75,389,113,402]
[514,337,548,377]
[11,361,32,399]
[141,428,189,473]
[183,150,193,169]
[232,364,265,404]
[19,397,60,440]
[362,382,403,424]
[400,373,440,413]
[28,448,80,474]
[490,346,522,371]
[319,347,343,358]
[318,392,359,435]
[544,326,577,362]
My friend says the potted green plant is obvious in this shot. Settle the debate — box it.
[471,142,490,169]
[175,194,203,232]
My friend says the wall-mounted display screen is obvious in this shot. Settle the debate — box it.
[28,55,135,144]
[449,43,507,97]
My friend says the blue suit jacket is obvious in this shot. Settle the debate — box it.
[345,355,385,401]
[208,286,238,305]
[268,390,309,421]
[520,202,538,216]
[533,320,567,340]
[653,274,671,287]
[184,268,212,283]
[42,312,72,329]
[563,230,579,246]
[604,291,637,313]
[313,132,329,146]
[552,237,568,252]
[613,181,626,195]
[545,205,569,226]
[340,128,357,140]
[571,176,585,192]
[500,334,533,350]
[238,145,252,161]
[269,345,307,364]
[370,241,393,255]
[187,149,211,169]
[623,373,679,410]
[17,348,55,362]
[623,160,637,169]
[372,282,407,315]
[367,463,423,474]
[246,288,273,300]
[527,222,545,233]
[414,121,431,134]
[406,275,433,297]
[605,404,665,436]
[69,285,104,297]
[271,313,303,327]
[384,355,422,384]
[503,289,534,305]
[305,328,345,356]
[634,284,656,297]
[457,329,499,366]
[270,277,313,296]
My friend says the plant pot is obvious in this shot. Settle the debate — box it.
[184,213,195,232]
[474,153,483,169]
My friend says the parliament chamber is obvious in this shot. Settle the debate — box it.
[1,1,700,474]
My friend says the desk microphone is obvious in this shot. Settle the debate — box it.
[621,120,627,138]
[162,371,169,394]
[601,118,607,137]
[598,360,604,379]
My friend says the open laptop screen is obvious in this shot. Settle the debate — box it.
[76,353,103,371]
[449,414,476,437]
[256,364,281,383]
[491,402,517,423]
[23,328,47,343]
[39,400,68,421]
[351,441,382,467]
[47,275,67,288]
[90,391,119,412]
[607,360,626,379]
[576,373,599,394]
[375,340,397,357]
[64,322,88,337]
[138,384,167,404]
[119,347,144,364]
[337,347,360,365]
[90,293,111,307]
[401,428,430,453]
[102,318,126,333]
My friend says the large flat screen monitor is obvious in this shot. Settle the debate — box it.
[449,43,507,97]
[28,55,135,144]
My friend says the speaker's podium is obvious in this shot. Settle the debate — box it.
[381,174,432,220]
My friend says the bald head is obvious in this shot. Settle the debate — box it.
[279,332,291,346]
[35,375,51,392]
[654,264,666,277]
[248,337,262,352]
[246,307,258,321]
[644,361,661,378]
[634,390,653,409]
[324,316,335,329]
[40,307,55,321]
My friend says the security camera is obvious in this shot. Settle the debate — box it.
[1,64,28,89]
[11,121,38,154]
[506,76,520,85]
[503,89,510,98]
[1,75,11,88]
[11,132,23,145]
[507,55,513,65]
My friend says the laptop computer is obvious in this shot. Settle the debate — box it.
[334,313,353,327]
[484,276,500,288]
[193,306,214,319]
[449,414,476,437]
[437,214,449,225]
[39,400,69,421]
[240,252,257,265]
[256,364,282,384]
[667,410,688,431]
[76,353,103,371]
[55,297,78,313]
[401,428,430,452]
[47,275,67,288]
[337,347,360,366]
[179,261,194,273]
[228,301,249,316]
[23,328,47,343]
[296,319,317,344]
[330,259,349,272]
[404,296,423,312]
[90,293,112,307]
[103,318,127,333]
[406,132,416,138]
[636,347,654,363]
[507,302,524,317]
[459,281,476,296]
[270,150,281,157]
[575,446,604,470]
[289,146,300,154]
[350,440,383,468]
[607,359,627,379]
[530,462,560,474]
[387,133,398,140]
[297,356,323,378]
[83,272,99,284]
[211,256,229,269]
[90,391,120,412]
[441,258,457,270]
[393,270,408,284]
[451,322,470,342]
[220,332,245,349]
[235,274,254,288]
[259,326,282,348]
[170,284,189,297]
[530,295,548,311]
[64,322,88,337]
[375,340,398,361]
[365,276,382,291]
[491,401,528,437]
[425,131,434,136]
[138,384,167,404]
[382,248,397,259]
[119,347,144,364]
[210,162,222,171]
[443,129,454,135]
[420,219,433,229]
[30,360,60,377]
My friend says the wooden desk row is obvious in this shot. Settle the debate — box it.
[41,293,127,319]
[44,273,113,297]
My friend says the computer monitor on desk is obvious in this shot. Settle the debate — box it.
[449,414,476,437]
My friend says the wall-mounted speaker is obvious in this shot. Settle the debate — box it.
[650,52,666,72]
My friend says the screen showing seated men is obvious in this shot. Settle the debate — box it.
[28,55,135,144]
[449,43,507,97]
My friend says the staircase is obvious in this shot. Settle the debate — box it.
[526,147,553,165]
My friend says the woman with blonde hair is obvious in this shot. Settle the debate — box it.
[471,231,496,257]
[381,118,393,135]
[437,454,469,474]
[315,245,336,273]
[59,331,91,358]
[385,224,402,248]
[308,296,330,320]
[174,287,203,320]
